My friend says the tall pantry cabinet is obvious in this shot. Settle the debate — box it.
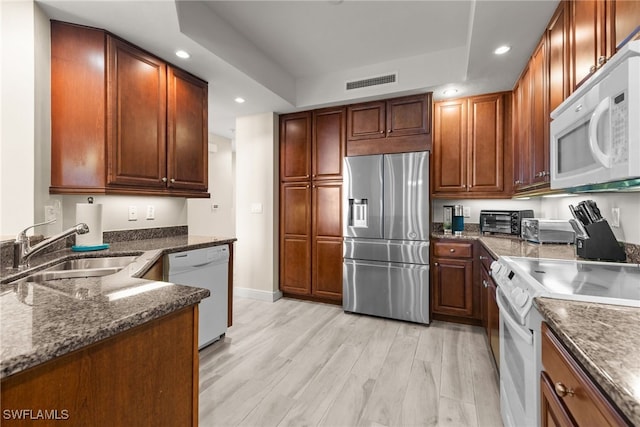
[279,107,345,302]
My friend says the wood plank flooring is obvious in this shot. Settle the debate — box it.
[199,297,502,427]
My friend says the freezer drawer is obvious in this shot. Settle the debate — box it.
[343,237,429,264]
[343,258,429,324]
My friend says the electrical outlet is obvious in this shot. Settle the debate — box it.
[211,203,220,212]
[128,206,138,221]
[463,206,471,218]
[250,203,263,214]
[146,205,155,220]
[44,205,56,222]
[611,208,620,227]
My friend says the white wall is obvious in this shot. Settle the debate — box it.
[188,133,235,237]
[0,0,36,237]
[234,112,280,301]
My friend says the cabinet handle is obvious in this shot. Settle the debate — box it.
[161,177,167,183]
[554,382,574,398]
[387,129,392,133]
[589,65,597,74]
[434,262,439,266]
[598,55,606,66]
[449,248,455,253]
[483,280,488,288]
[479,256,487,260]
[170,178,176,183]
[379,130,384,134]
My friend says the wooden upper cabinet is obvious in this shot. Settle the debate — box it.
[571,0,607,89]
[468,94,504,193]
[530,38,550,185]
[50,21,209,197]
[280,112,312,182]
[548,0,571,113]
[612,0,640,50]
[433,93,509,198]
[107,37,167,188]
[433,98,467,193]
[386,95,430,137]
[51,22,107,191]
[347,101,386,141]
[167,66,208,191]
[312,107,346,180]
[346,93,432,156]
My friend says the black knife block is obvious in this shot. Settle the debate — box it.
[576,221,627,262]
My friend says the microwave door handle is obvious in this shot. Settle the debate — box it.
[588,98,612,168]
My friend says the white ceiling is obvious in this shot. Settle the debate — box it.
[37,0,559,140]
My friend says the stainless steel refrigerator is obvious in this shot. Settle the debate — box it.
[343,152,430,324]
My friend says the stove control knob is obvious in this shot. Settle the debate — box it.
[515,291,529,308]
[490,261,502,275]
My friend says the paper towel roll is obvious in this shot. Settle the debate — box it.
[75,203,103,247]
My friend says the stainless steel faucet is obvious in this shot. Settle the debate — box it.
[13,220,90,269]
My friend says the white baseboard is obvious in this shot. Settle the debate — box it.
[234,287,283,302]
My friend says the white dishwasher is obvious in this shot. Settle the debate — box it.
[165,245,229,349]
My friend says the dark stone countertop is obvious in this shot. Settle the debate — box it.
[535,297,640,426]
[0,235,236,379]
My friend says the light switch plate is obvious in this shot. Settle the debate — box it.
[611,208,620,227]
[146,205,155,220]
[250,203,263,214]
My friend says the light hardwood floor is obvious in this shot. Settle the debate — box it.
[199,297,502,427]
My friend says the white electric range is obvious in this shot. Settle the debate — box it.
[490,257,640,427]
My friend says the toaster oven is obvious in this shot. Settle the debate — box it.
[480,210,534,235]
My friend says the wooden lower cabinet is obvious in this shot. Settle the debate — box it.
[541,322,630,427]
[1,306,199,427]
[280,181,342,302]
[431,240,480,322]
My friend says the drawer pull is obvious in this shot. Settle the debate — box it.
[554,382,575,398]
[450,248,455,253]
[479,256,487,260]
[434,262,439,266]
[482,280,488,288]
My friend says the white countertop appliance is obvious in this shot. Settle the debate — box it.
[490,256,640,427]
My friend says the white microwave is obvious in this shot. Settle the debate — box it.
[550,40,640,191]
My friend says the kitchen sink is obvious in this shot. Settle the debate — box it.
[41,256,138,272]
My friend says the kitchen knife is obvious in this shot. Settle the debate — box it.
[569,204,590,226]
[568,218,589,238]
[585,200,603,221]
[578,201,598,224]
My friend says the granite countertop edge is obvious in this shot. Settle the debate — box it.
[534,297,640,426]
[0,235,235,380]
[0,287,209,379]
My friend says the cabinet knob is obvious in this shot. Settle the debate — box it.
[449,248,455,253]
[479,256,487,260]
[379,130,384,134]
[554,382,574,398]
[161,177,167,182]
[598,55,606,66]
[483,280,488,288]
[434,262,439,266]
[170,178,176,183]
[589,65,597,74]
[387,129,392,133]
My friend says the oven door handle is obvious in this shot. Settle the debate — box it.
[496,287,533,345]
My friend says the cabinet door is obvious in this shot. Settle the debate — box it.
[531,38,550,184]
[107,37,167,188]
[515,66,533,189]
[467,94,504,193]
[612,0,640,51]
[312,107,345,181]
[386,94,430,138]
[167,66,208,191]
[549,1,570,112]
[280,183,312,295]
[347,101,386,141]
[432,257,474,317]
[312,181,343,300]
[541,371,577,427]
[280,112,312,182]
[572,0,607,89]
[433,99,468,193]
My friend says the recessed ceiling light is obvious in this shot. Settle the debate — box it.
[442,88,458,96]
[234,97,245,104]
[494,45,511,55]
[175,50,190,59]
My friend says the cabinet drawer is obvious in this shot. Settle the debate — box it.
[541,323,629,427]
[433,241,473,258]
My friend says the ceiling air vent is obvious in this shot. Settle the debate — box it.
[346,73,397,90]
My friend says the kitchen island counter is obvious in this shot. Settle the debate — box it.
[535,297,640,426]
[0,234,236,379]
